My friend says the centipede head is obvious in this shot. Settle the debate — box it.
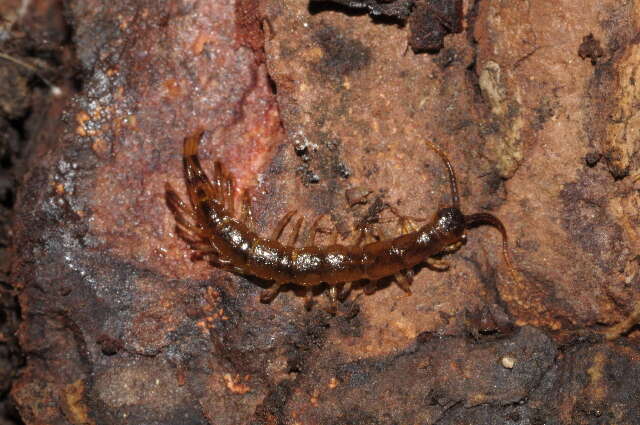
[434,206,466,244]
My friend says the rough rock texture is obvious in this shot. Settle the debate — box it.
[9,0,640,424]
[1,0,76,424]
[309,0,464,53]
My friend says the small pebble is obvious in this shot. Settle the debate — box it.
[501,356,516,369]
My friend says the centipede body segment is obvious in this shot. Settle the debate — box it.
[165,130,518,312]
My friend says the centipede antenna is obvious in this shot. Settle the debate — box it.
[424,140,460,209]
[464,213,520,284]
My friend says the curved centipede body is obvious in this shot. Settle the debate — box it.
[165,130,518,312]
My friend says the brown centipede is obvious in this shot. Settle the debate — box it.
[165,130,518,312]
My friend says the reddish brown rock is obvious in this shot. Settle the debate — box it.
[9,0,640,424]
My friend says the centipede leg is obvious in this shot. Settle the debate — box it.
[166,187,211,238]
[325,286,339,315]
[302,214,326,246]
[272,210,297,241]
[430,239,465,270]
[188,241,219,252]
[363,280,378,295]
[172,206,207,233]
[191,250,218,262]
[338,282,352,301]
[426,257,450,270]
[289,217,304,246]
[165,184,198,220]
[175,225,209,244]
[174,220,210,241]
[260,283,283,303]
[304,290,314,311]
[356,223,378,246]
[350,226,378,296]
[217,166,229,210]
[224,174,235,216]
[443,239,465,253]
[330,225,339,245]
[370,225,414,291]
[388,205,419,234]
[212,162,224,200]
[402,219,418,234]
[394,272,413,295]
[241,192,255,229]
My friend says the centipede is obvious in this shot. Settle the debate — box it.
[165,130,518,312]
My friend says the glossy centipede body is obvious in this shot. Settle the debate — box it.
[165,130,517,312]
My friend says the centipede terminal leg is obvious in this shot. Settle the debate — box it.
[182,134,218,207]
[464,212,521,285]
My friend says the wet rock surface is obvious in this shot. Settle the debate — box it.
[6,0,640,424]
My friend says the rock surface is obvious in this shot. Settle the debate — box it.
[10,0,640,424]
